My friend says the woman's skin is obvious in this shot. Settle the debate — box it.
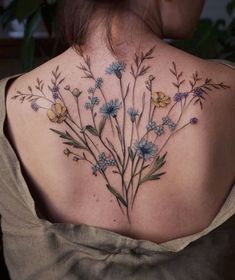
[5,0,235,243]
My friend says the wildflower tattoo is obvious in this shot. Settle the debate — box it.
[12,46,230,224]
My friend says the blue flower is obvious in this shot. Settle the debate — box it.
[92,153,116,176]
[190,117,198,125]
[127,107,139,122]
[95,78,103,89]
[146,121,157,131]
[134,139,157,160]
[100,99,122,118]
[105,61,126,79]
[193,87,204,97]
[91,96,100,106]
[162,116,172,125]
[52,85,60,99]
[162,116,176,132]
[154,125,164,136]
[173,92,189,102]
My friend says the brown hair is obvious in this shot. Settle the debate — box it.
[62,0,139,54]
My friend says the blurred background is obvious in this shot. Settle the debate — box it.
[0,0,235,79]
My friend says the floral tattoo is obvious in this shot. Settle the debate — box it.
[12,46,230,223]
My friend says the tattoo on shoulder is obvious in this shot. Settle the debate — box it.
[12,46,230,223]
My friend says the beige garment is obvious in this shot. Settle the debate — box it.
[0,61,235,279]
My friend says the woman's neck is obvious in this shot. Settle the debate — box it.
[84,8,164,58]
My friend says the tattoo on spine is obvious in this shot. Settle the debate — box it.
[12,46,230,224]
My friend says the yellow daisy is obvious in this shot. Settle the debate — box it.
[47,102,68,123]
[151,91,171,108]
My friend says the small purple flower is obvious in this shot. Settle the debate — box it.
[193,87,204,98]
[31,100,39,111]
[173,92,189,102]
[52,86,60,99]
[190,117,199,125]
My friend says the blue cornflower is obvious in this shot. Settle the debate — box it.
[190,117,199,125]
[154,125,164,136]
[134,139,157,161]
[105,61,126,79]
[193,87,204,97]
[146,121,157,131]
[52,85,60,99]
[127,107,139,123]
[95,78,103,89]
[173,92,189,102]
[100,99,122,118]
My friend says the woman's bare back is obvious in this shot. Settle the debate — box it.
[5,43,235,243]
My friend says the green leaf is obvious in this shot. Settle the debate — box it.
[85,125,99,137]
[98,117,106,136]
[151,152,167,173]
[50,128,88,151]
[63,141,88,151]
[106,184,127,207]
[128,147,135,161]
[140,172,166,184]
[115,125,122,144]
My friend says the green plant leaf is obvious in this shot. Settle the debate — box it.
[151,152,167,173]
[106,184,127,207]
[128,147,135,161]
[85,125,99,137]
[140,172,166,184]
[98,117,106,136]
[62,141,88,150]
[50,128,88,151]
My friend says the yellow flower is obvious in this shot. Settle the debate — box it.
[151,91,171,108]
[47,102,68,123]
